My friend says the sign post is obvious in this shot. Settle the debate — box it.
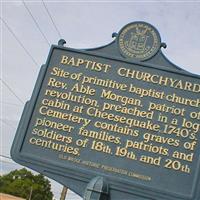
[11,22,200,200]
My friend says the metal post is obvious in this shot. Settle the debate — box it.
[83,177,109,200]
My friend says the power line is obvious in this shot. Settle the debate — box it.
[42,0,62,38]
[0,155,15,167]
[0,155,19,166]
[0,118,16,130]
[0,78,24,104]
[0,101,22,107]
[0,160,17,165]
[0,155,12,160]
[22,0,50,46]
[0,17,39,66]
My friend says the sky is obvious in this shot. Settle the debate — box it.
[1,1,200,200]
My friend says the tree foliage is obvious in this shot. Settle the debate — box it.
[0,168,53,200]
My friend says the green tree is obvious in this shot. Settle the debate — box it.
[0,168,53,200]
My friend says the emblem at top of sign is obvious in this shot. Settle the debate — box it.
[117,22,161,61]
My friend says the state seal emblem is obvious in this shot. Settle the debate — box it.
[117,22,161,61]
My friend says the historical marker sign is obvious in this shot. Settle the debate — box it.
[11,22,200,200]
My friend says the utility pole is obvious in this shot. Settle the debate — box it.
[28,186,33,200]
[60,186,68,200]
